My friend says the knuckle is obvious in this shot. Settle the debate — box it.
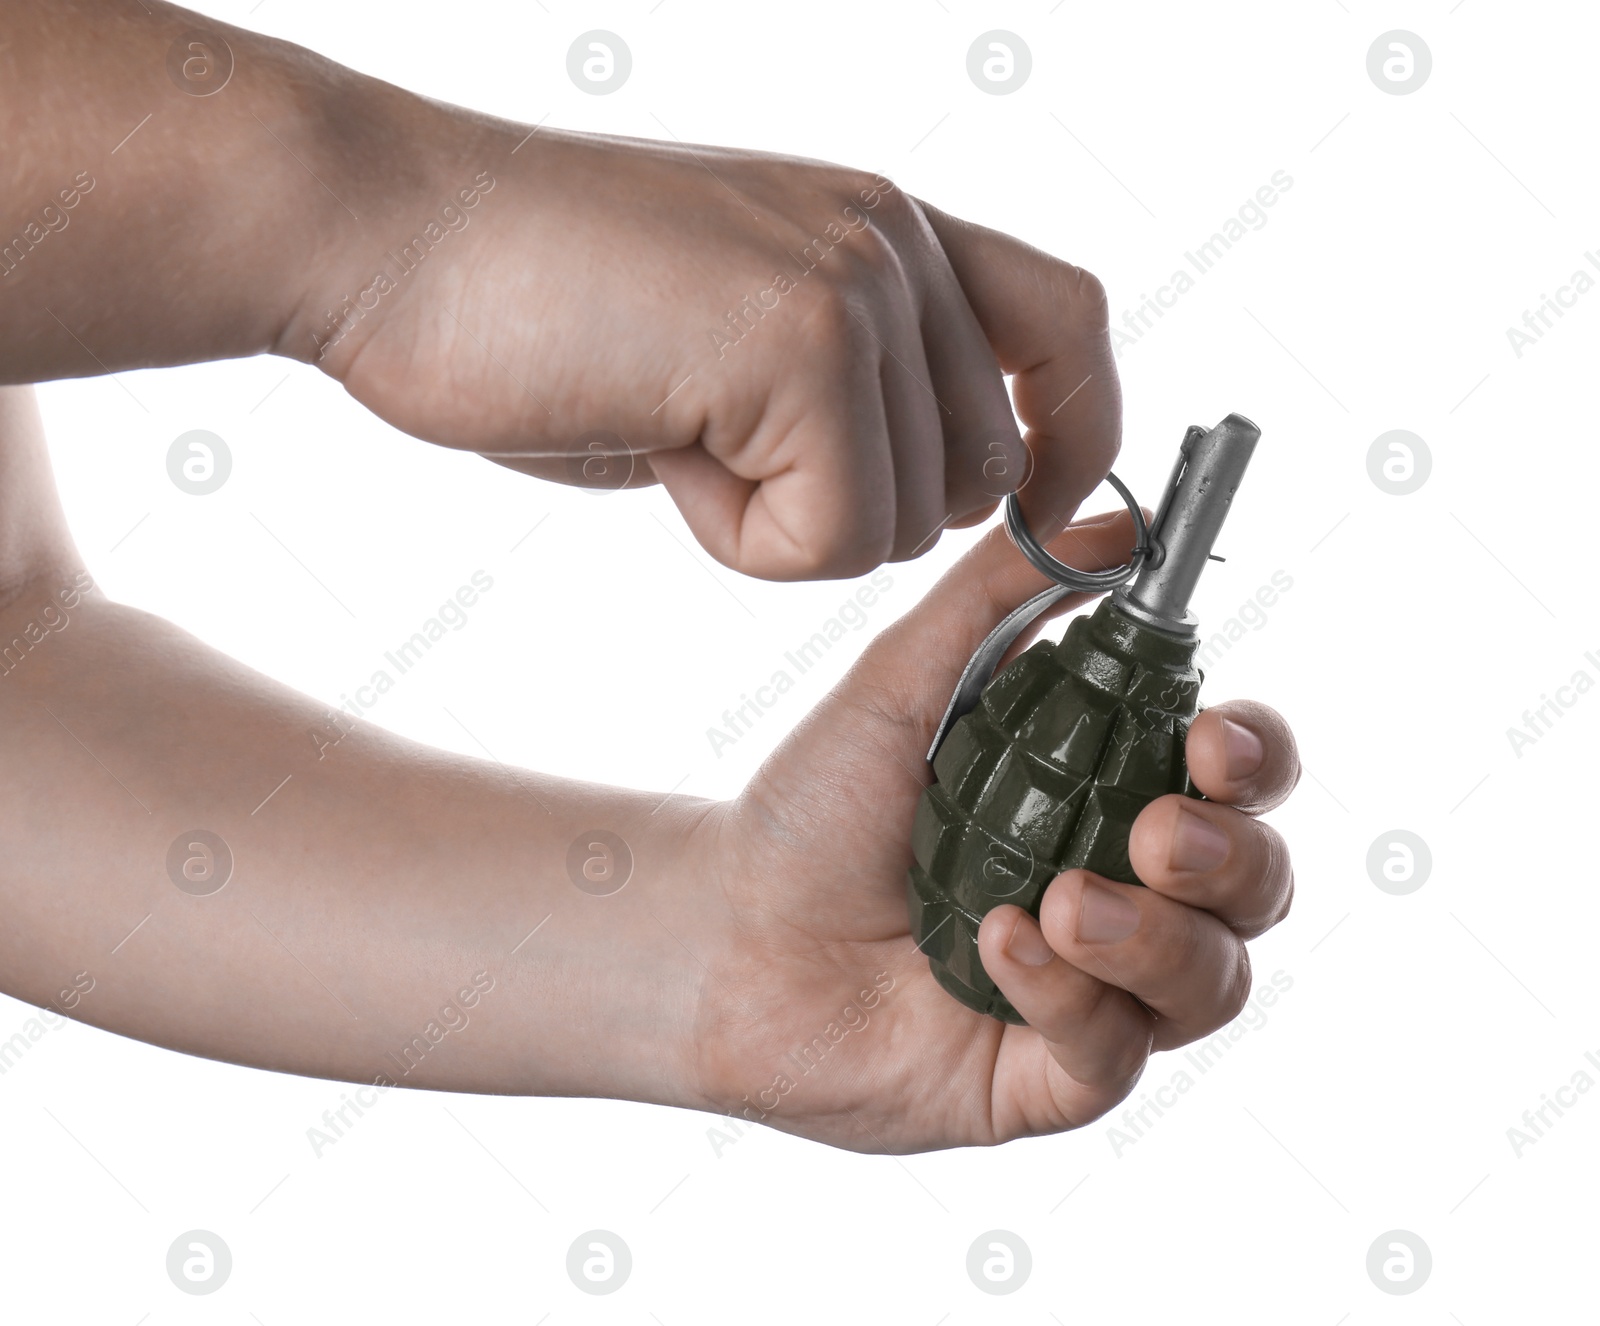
[789,279,874,355]
[890,526,942,563]
[1258,820,1290,880]
[1108,1026,1154,1089]
[1046,262,1110,336]
[795,176,914,290]
[1221,944,1253,1023]
[738,480,888,580]
[834,540,891,580]
[1068,1054,1149,1126]
[838,219,910,290]
[836,515,895,579]
[843,169,907,223]
[1042,868,1093,940]
[1169,907,1212,973]
[1085,1036,1153,1100]
[1259,825,1295,923]
[791,531,885,581]
[1078,421,1120,476]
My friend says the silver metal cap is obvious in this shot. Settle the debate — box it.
[1112,413,1260,636]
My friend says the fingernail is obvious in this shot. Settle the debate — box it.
[1005,913,1056,966]
[1078,881,1140,944]
[1170,803,1230,872]
[1221,717,1265,780]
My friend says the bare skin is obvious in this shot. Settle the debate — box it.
[0,385,1297,1152]
[2,0,1117,580]
[1,2,1299,1151]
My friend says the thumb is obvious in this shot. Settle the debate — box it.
[746,508,1140,859]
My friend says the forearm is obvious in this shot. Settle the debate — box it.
[0,576,725,1108]
[0,0,437,377]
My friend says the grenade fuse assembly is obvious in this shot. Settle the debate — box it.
[907,413,1261,1024]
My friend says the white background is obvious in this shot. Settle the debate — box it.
[6,0,1596,1319]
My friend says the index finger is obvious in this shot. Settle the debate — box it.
[915,200,1121,543]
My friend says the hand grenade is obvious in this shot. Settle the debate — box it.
[907,413,1260,1023]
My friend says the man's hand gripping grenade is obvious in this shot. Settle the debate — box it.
[907,414,1260,1024]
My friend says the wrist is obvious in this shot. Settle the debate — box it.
[508,788,735,1115]
[271,73,508,373]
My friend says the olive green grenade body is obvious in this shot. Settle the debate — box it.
[907,414,1260,1024]
[908,598,1202,1021]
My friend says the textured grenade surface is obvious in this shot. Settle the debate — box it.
[907,597,1204,1024]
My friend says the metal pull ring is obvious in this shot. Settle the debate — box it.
[1002,472,1150,592]
[927,475,1151,763]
